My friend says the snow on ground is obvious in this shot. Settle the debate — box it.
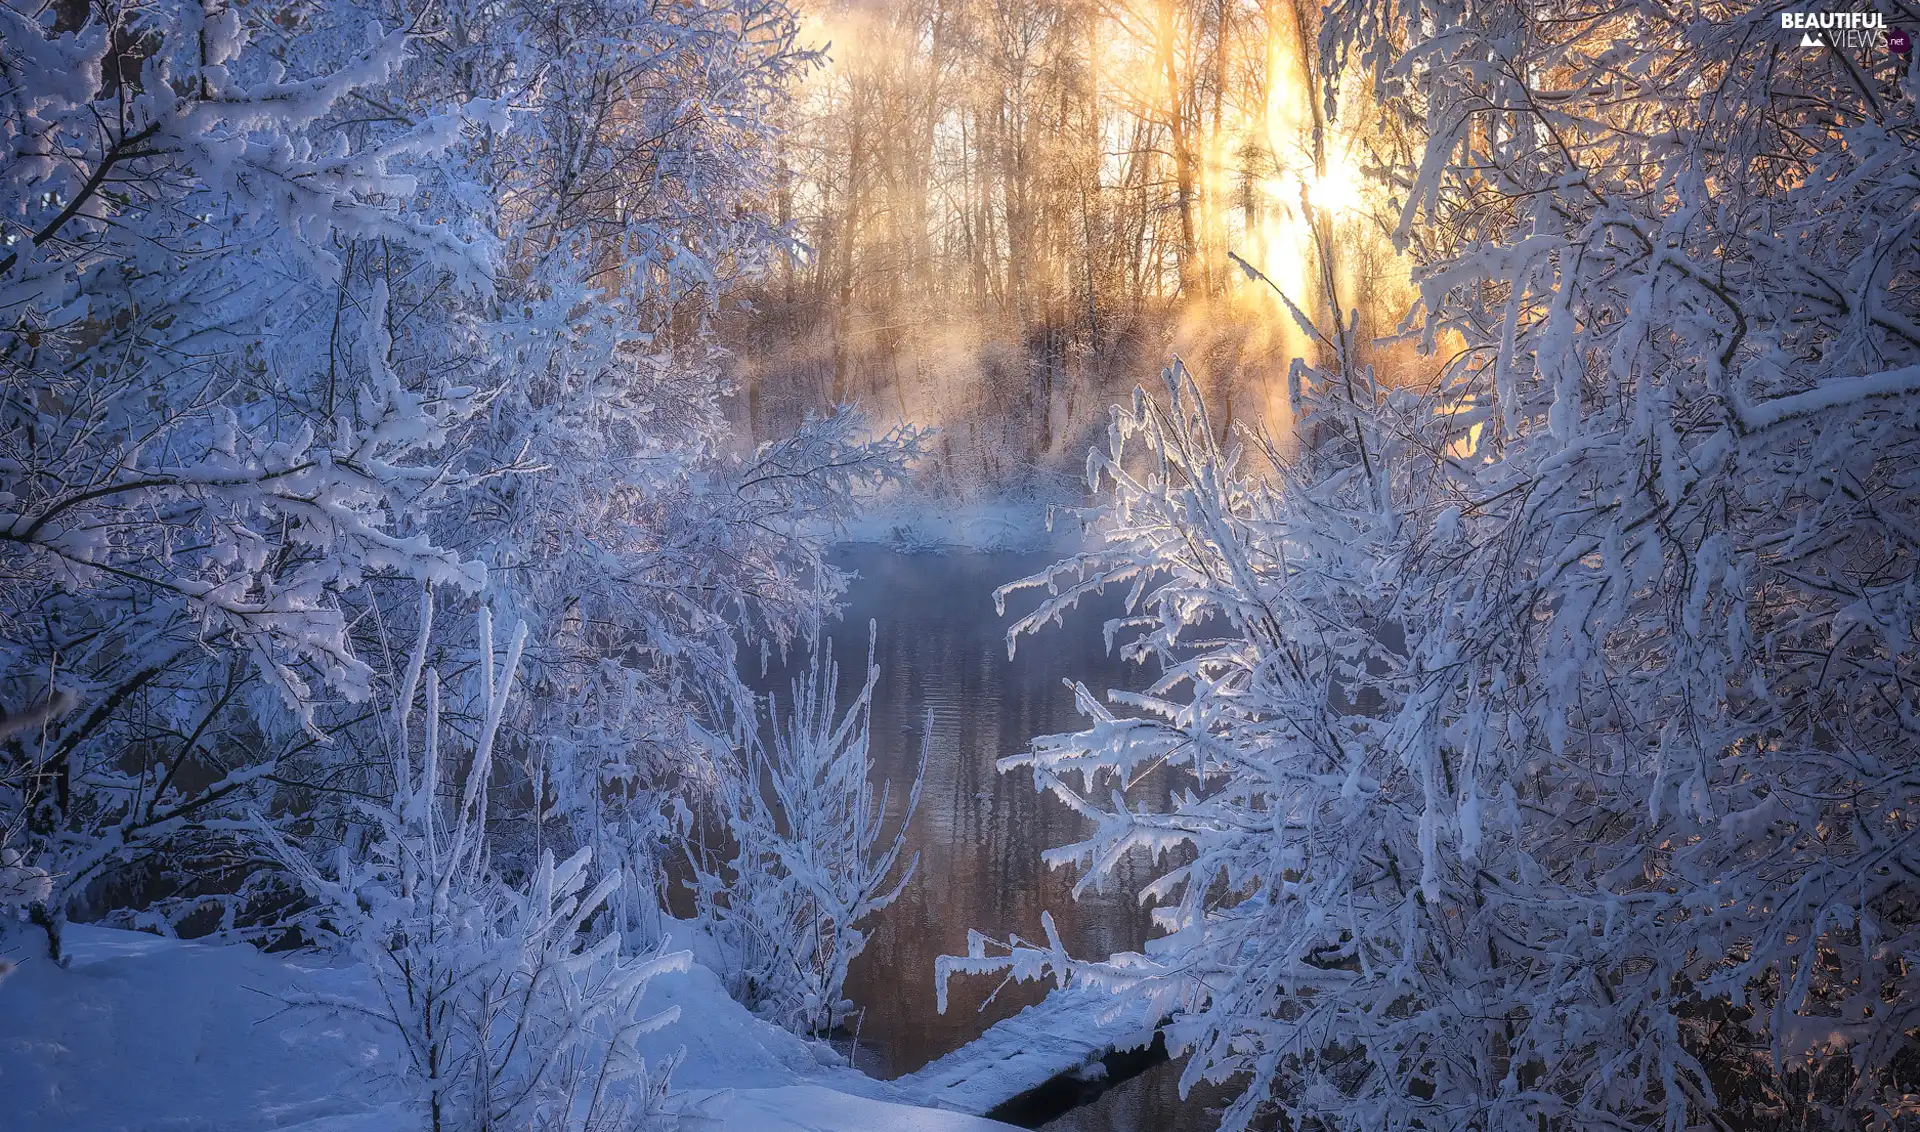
[895,984,1160,1117]
[0,923,1015,1132]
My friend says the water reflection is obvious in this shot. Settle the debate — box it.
[1041,1060,1247,1132]
[760,546,1227,1130]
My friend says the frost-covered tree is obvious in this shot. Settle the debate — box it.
[1,0,921,955]
[688,625,926,1037]
[269,600,687,1132]
[1,0,496,952]
[942,4,1920,1130]
[257,0,931,941]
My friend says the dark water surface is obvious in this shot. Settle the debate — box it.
[794,546,1235,1131]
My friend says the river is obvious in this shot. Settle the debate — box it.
[788,545,1238,1131]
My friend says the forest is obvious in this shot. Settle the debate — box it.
[732,0,1422,482]
[1,1,1917,1131]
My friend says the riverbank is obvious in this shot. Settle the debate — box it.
[0,922,1016,1132]
[834,476,1092,555]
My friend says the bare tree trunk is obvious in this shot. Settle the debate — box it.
[1205,0,1233,299]
[832,95,866,406]
[1157,0,1199,298]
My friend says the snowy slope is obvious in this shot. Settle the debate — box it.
[0,924,1013,1132]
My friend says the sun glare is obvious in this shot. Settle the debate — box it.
[1305,157,1365,215]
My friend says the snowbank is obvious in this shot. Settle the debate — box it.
[0,924,1013,1132]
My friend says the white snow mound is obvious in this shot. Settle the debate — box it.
[0,924,1013,1132]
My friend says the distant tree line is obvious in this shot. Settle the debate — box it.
[728,0,1420,479]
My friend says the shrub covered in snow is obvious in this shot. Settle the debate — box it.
[942,3,1920,1129]
[687,625,926,1038]
[268,601,688,1132]
[0,0,916,958]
